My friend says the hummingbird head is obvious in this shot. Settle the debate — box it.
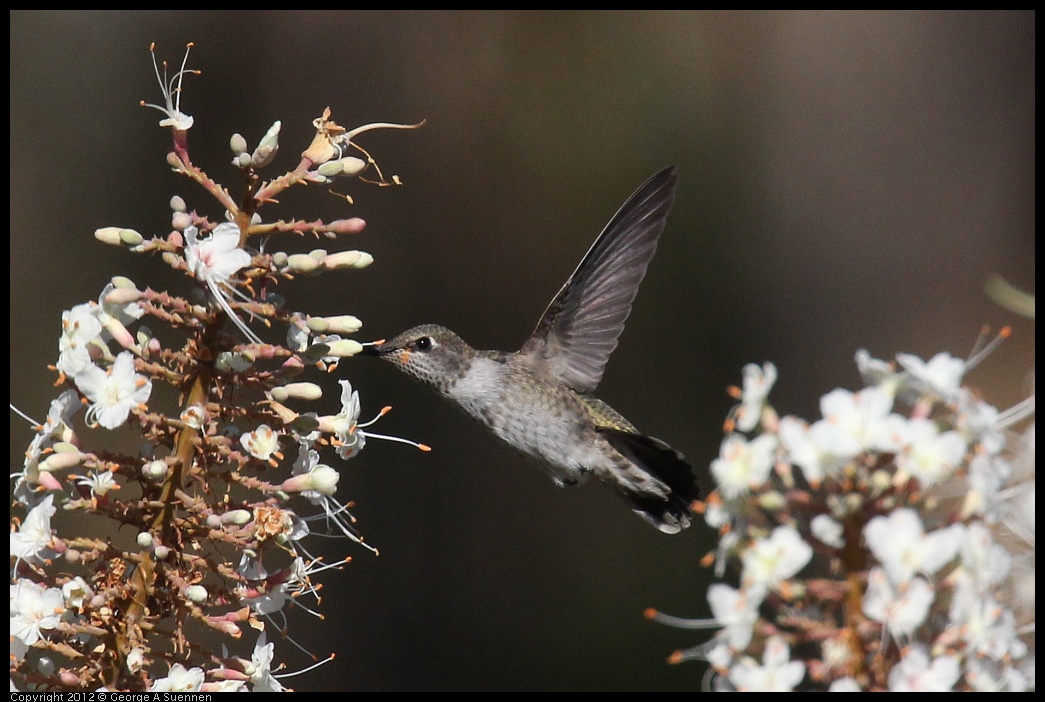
[363,324,477,393]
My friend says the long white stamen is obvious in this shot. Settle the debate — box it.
[274,654,335,679]
[361,430,430,451]
[9,403,39,427]
[207,278,263,346]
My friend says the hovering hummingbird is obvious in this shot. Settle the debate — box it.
[365,166,697,533]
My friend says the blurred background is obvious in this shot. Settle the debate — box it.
[10,11,1034,691]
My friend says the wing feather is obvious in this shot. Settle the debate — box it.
[520,166,678,392]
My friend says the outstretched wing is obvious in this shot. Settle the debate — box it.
[520,166,678,392]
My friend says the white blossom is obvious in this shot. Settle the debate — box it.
[711,434,777,499]
[887,646,960,692]
[246,632,286,692]
[142,43,196,131]
[732,362,777,432]
[810,514,844,548]
[862,567,934,637]
[10,495,56,564]
[741,525,812,591]
[896,352,966,402]
[707,583,763,651]
[811,387,907,458]
[10,579,65,658]
[728,636,806,692]
[56,303,103,378]
[241,424,281,462]
[895,418,967,486]
[864,509,962,584]
[149,663,205,692]
[76,352,153,430]
[184,223,260,345]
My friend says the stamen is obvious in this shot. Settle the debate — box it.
[644,609,719,630]
[9,403,39,427]
[275,653,335,679]
[356,406,392,428]
[362,430,431,452]
[965,325,1011,373]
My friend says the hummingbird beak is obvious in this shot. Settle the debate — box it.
[361,339,389,356]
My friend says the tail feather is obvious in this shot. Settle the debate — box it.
[597,427,699,534]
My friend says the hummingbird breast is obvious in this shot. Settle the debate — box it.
[445,355,608,485]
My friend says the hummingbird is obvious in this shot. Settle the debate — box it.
[365,166,697,533]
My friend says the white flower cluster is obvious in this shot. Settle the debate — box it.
[652,346,1034,691]
[10,43,424,693]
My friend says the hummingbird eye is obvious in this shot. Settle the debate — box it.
[414,336,432,352]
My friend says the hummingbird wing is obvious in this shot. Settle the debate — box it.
[520,166,678,393]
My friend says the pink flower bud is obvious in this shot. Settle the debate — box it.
[328,218,367,235]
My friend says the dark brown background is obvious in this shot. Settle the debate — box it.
[10,11,1034,691]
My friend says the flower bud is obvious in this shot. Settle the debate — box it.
[870,469,892,495]
[286,253,321,274]
[317,156,366,178]
[94,227,123,246]
[336,156,366,176]
[170,195,187,213]
[280,464,340,496]
[103,284,142,306]
[142,459,168,480]
[327,218,367,235]
[37,658,56,677]
[306,315,363,335]
[216,351,253,373]
[185,585,208,604]
[230,133,248,155]
[137,532,154,548]
[324,339,364,358]
[153,544,170,560]
[251,121,281,168]
[95,227,143,247]
[270,382,323,402]
[171,211,193,231]
[842,493,864,514]
[251,147,275,169]
[322,250,374,270]
[317,160,346,178]
[39,449,86,472]
[119,229,143,246]
[756,491,786,511]
[235,152,252,169]
[221,509,253,526]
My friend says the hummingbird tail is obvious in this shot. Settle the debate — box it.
[597,428,700,534]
